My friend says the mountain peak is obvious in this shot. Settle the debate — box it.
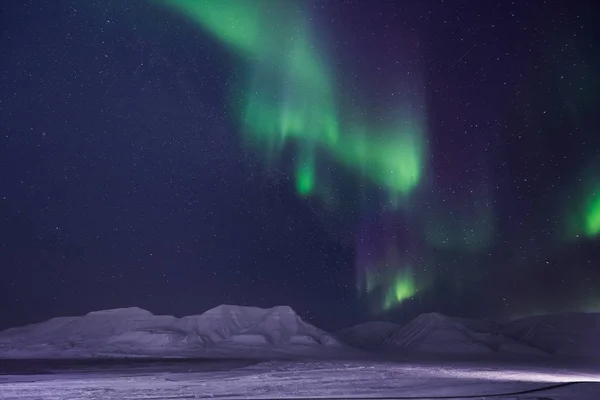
[203,304,298,316]
[86,307,153,317]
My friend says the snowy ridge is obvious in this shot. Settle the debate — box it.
[0,305,342,359]
[503,312,600,357]
[173,305,337,346]
[382,312,543,355]
[336,321,400,349]
[383,313,489,353]
[2,307,600,360]
[368,312,600,358]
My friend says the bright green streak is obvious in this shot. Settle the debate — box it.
[585,193,600,237]
[383,271,416,310]
[362,249,421,312]
[565,168,600,240]
[334,126,424,195]
[296,160,315,196]
[156,0,426,200]
[160,0,266,56]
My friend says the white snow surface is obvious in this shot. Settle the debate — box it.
[0,305,343,359]
[1,359,599,399]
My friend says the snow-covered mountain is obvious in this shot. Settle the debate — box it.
[173,304,338,346]
[337,312,600,359]
[2,307,599,360]
[502,312,600,358]
[336,321,400,349]
[382,313,541,356]
[0,305,342,359]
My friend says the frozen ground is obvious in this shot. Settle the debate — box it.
[1,358,599,399]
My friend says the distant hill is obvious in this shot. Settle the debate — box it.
[336,321,400,349]
[382,313,542,356]
[2,307,599,360]
[0,305,342,359]
[338,311,600,360]
[502,312,600,358]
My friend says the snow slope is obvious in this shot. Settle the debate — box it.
[0,305,342,359]
[174,305,337,346]
[503,312,600,358]
[336,321,400,349]
[382,313,543,356]
[374,312,600,359]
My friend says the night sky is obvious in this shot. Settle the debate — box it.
[1,0,599,332]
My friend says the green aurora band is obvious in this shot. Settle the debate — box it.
[156,0,427,202]
[364,266,419,312]
[571,189,600,238]
[384,269,417,310]
[151,1,597,316]
[360,243,422,312]
[565,163,600,239]
[584,192,600,237]
[154,0,429,313]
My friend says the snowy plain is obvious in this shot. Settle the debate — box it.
[1,358,600,399]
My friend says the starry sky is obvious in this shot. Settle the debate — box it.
[1,0,599,331]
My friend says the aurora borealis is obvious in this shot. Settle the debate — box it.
[157,0,429,311]
[1,0,599,330]
[570,183,600,239]
[156,0,427,205]
[562,161,600,241]
[587,196,600,237]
